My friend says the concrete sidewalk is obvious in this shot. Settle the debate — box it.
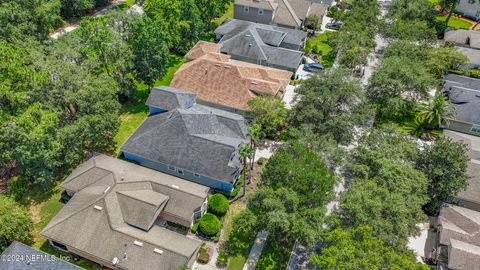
[242,230,269,270]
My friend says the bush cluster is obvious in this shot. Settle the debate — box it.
[199,213,222,237]
[208,194,229,216]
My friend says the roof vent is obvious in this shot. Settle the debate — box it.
[121,176,125,181]
[133,240,143,247]
[153,248,164,255]
[104,186,111,194]
[112,257,119,266]
[249,43,253,47]
[224,65,231,69]
[245,34,251,37]
[171,184,180,189]
[251,81,259,85]
[94,205,103,211]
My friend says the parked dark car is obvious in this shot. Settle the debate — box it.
[325,22,342,30]
[303,63,324,72]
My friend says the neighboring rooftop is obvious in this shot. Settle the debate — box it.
[234,0,327,28]
[214,19,305,70]
[444,29,480,66]
[121,88,249,184]
[42,155,209,270]
[146,86,196,111]
[438,204,480,270]
[172,42,292,111]
[456,160,480,207]
[444,74,480,125]
[0,241,82,270]
[444,130,480,160]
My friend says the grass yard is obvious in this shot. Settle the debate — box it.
[256,239,293,270]
[114,55,185,153]
[305,32,335,68]
[223,202,252,270]
[437,15,473,29]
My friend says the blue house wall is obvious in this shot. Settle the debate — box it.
[123,152,235,192]
[149,107,167,115]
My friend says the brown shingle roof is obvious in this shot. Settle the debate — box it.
[172,42,292,111]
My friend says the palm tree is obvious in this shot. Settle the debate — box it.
[238,144,253,198]
[417,95,456,129]
[248,123,262,184]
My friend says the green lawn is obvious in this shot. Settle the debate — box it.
[305,32,335,68]
[114,55,185,152]
[437,15,473,29]
[256,240,292,270]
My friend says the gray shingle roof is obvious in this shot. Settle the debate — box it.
[215,19,307,47]
[42,155,209,270]
[444,74,480,125]
[121,97,248,183]
[146,86,196,111]
[438,204,480,270]
[0,241,82,270]
[215,20,305,69]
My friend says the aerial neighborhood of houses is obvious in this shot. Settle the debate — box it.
[2,0,480,270]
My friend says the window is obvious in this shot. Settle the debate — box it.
[51,241,67,251]
[194,173,201,178]
[177,168,184,175]
[258,8,264,15]
[244,6,249,13]
[168,166,176,171]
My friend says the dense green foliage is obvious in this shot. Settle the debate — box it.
[0,195,34,252]
[370,0,465,122]
[289,69,368,144]
[331,0,379,68]
[247,96,288,139]
[248,143,336,246]
[416,137,469,215]
[339,130,428,247]
[310,226,430,270]
[199,213,223,237]
[208,194,229,217]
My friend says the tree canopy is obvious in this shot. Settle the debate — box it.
[310,226,430,270]
[0,195,33,252]
[289,69,369,145]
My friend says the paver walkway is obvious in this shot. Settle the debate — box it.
[242,230,269,270]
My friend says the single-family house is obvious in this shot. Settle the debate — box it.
[214,19,306,71]
[121,86,249,192]
[0,241,82,270]
[443,74,480,136]
[233,0,330,29]
[444,29,480,69]
[171,42,292,113]
[455,0,480,20]
[436,204,480,270]
[41,154,209,270]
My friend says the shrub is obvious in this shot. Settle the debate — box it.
[191,222,199,234]
[257,157,268,166]
[197,246,210,264]
[199,213,222,237]
[216,251,229,268]
[208,194,229,216]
